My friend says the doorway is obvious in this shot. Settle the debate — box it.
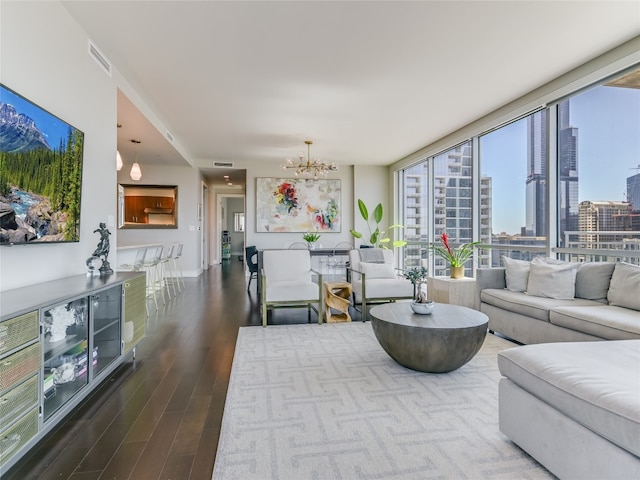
[215,193,245,264]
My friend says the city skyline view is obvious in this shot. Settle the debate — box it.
[482,84,640,235]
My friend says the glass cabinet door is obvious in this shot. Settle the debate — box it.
[42,298,89,421]
[90,285,122,378]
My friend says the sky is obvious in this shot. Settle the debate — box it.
[481,84,640,235]
[1,85,75,150]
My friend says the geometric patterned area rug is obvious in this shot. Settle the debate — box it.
[212,322,555,479]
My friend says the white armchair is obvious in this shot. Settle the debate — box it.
[260,249,323,327]
[348,249,414,320]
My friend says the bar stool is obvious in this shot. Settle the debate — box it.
[119,247,148,315]
[118,247,147,272]
[168,243,185,293]
[158,244,175,300]
[142,246,163,311]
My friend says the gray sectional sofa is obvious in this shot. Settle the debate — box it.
[477,259,640,479]
[476,259,640,344]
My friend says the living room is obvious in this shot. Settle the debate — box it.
[1,1,639,479]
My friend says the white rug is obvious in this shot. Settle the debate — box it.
[213,322,555,479]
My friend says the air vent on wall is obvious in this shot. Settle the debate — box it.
[88,41,112,77]
[213,161,234,168]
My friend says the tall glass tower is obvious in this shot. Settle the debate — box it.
[525,102,579,243]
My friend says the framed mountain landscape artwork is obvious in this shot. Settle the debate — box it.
[256,177,341,232]
[0,84,84,245]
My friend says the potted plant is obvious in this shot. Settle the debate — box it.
[430,232,481,279]
[349,199,406,249]
[403,266,434,314]
[302,232,321,249]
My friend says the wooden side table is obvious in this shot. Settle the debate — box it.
[427,276,477,309]
[323,281,352,323]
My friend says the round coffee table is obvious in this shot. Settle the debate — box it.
[370,302,488,373]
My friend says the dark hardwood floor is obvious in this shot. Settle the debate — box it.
[2,258,323,480]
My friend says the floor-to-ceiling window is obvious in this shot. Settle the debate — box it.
[397,65,640,273]
[479,112,547,266]
[401,161,429,270]
[555,79,640,263]
[432,142,474,276]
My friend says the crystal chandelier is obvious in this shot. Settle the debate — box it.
[282,140,337,178]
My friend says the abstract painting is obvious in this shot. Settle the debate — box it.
[256,177,341,232]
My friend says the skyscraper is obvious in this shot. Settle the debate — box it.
[628,172,640,212]
[525,101,579,243]
[558,101,580,243]
[525,110,547,236]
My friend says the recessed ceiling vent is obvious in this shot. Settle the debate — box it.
[88,40,111,77]
[166,131,174,143]
[213,161,234,168]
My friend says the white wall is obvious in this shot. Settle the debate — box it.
[116,165,203,276]
[0,2,117,291]
[352,165,393,246]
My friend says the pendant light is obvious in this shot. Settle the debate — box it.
[129,139,142,181]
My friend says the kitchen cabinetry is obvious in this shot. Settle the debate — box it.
[0,272,145,472]
[124,196,175,224]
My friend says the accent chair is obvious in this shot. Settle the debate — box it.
[348,248,413,320]
[260,249,323,327]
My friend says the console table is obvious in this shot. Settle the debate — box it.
[0,272,146,471]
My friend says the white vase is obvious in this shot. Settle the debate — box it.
[411,301,434,315]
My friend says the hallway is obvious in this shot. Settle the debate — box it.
[3,260,316,480]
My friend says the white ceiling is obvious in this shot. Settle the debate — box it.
[62,1,640,185]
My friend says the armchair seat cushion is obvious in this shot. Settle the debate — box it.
[352,278,413,302]
[266,281,320,303]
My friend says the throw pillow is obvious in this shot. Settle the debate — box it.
[607,263,640,311]
[359,262,397,279]
[502,256,530,292]
[526,257,578,300]
[575,262,616,303]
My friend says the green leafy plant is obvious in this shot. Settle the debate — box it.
[402,266,429,303]
[349,199,406,249]
[402,266,428,286]
[430,232,481,267]
[302,232,321,243]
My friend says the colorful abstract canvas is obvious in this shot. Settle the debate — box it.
[256,178,341,232]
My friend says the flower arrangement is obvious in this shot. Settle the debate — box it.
[302,232,321,243]
[430,232,480,268]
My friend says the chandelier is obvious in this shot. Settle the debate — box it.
[282,140,337,178]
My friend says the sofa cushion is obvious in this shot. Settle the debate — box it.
[575,262,616,303]
[608,263,640,311]
[502,256,530,292]
[480,288,601,322]
[526,258,578,300]
[359,262,396,279]
[550,305,640,340]
[498,340,640,457]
